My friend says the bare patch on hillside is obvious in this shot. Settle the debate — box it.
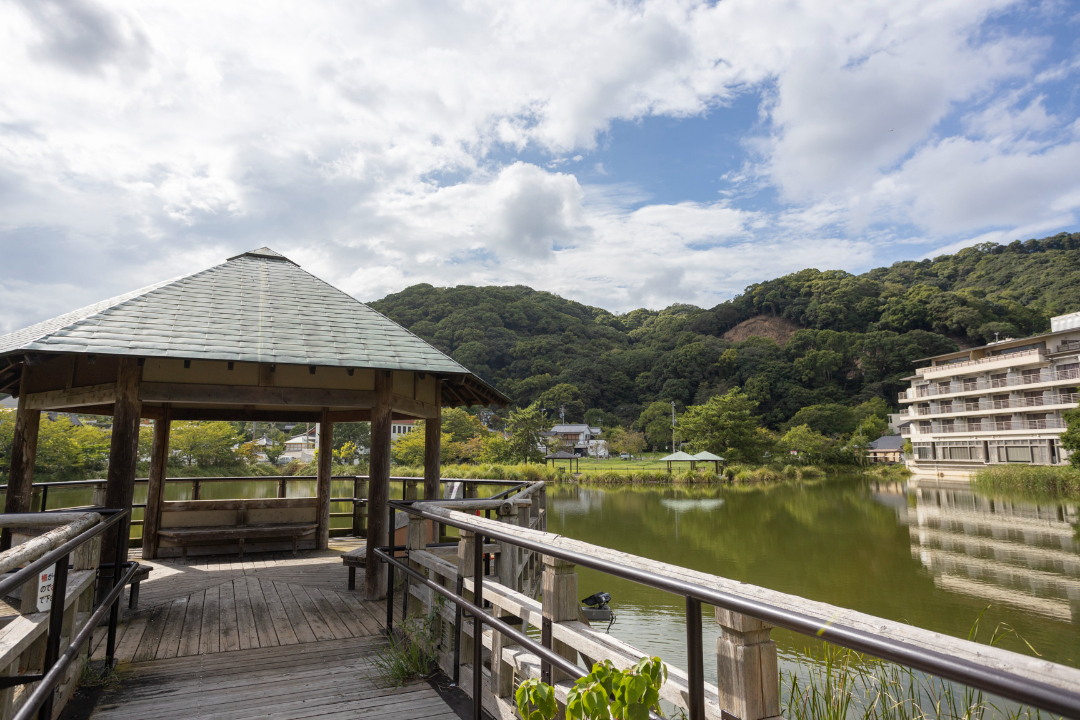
[723,316,801,345]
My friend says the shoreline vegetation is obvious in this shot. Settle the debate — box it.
[973,464,1080,500]
[5,459,912,487]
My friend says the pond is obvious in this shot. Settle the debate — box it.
[545,475,1080,692]
[10,471,1079,699]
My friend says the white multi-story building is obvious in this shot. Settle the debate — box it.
[900,311,1080,478]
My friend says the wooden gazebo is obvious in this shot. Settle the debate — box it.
[0,247,508,599]
[543,450,579,472]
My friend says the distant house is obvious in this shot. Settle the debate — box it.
[867,435,905,464]
[545,423,607,458]
[392,419,416,441]
[280,426,318,464]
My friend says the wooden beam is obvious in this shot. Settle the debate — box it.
[424,380,442,503]
[141,407,171,559]
[100,357,142,574]
[1,367,40,552]
[366,371,392,600]
[165,407,325,423]
[22,382,117,410]
[139,382,376,408]
[391,393,439,419]
[315,408,333,551]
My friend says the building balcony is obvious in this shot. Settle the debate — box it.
[909,418,1067,436]
[916,348,1047,379]
[899,366,1080,403]
[909,392,1079,417]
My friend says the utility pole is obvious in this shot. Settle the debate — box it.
[560,405,566,424]
[671,401,677,451]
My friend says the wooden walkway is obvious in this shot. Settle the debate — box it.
[72,542,462,720]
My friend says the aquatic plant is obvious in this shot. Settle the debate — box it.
[973,464,1080,500]
[782,608,1045,720]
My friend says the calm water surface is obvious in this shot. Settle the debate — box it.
[545,476,1080,685]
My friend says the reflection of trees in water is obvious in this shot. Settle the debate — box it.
[901,482,1080,625]
[548,478,1080,666]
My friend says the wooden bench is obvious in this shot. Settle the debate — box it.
[157,498,318,559]
[129,564,151,609]
[342,545,366,590]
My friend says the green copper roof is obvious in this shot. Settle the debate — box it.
[0,248,471,375]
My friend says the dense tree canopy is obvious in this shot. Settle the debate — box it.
[371,232,1080,428]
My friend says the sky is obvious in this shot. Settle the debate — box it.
[1,0,1079,334]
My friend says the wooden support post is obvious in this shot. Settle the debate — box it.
[141,407,171,559]
[405,514,427,617]
[456,530,476,667]
[490,604,519,698]
[424,381,442,536]
[715,608,781,720]
[1,367,40,552]
[366,371,393,599]
[405,477,418,502]
[541,555,578,683]
[496,505,519,592]
[316,408,333,550]
[100,357,142,573]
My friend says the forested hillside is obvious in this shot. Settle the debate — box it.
[370,231,1080,430]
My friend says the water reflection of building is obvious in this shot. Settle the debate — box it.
[872,480,1080,622]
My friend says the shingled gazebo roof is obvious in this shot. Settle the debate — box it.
[0,247,507,408]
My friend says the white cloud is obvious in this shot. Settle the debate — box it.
[0,0,1076,333]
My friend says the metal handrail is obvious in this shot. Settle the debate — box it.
[0,508,137,720]
[389,500,1080,719]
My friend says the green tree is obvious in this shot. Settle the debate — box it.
[333,422,370,458]
[170,421,241,467]
[786,404,857,436]
[391,426,436,466]
[505,403,548,463]
[778,425,833,464]
[479,433,516,464]
[679,389,769,463]
[441,408,489,443]
[636,401,675,451]
[1061,408,1080,467]
[537,384,586,423]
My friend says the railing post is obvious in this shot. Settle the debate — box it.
[456,530,476,680]
[715,608,781,720]
[490,607,519,699]
[405,478,419,502]
[541,555,578,683]
[496,504,518,593]
[278,476,287,499]
[405,515,426,618]
[38,552,69,720]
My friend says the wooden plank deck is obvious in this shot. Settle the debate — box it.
[85,636,460,720]
[71,541,461,720]
[89,539,390,663]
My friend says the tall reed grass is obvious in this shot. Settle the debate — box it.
[973,465,1080,500]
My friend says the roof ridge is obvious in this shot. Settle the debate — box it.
[292,264,469,373]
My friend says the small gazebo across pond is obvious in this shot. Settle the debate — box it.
[658,450,697,473]
[691,451,724,473]
[0,247,508,599]
[543,450,580,472]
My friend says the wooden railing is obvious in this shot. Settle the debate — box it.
[0,476,521,546]
[382,501,1080,720]
[0,510,138,720]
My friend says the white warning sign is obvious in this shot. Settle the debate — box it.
[36,565,56,612]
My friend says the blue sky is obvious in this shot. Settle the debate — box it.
[0,0,1079,332]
